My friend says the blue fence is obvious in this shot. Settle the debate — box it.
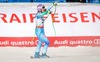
[8,0,33,2]
[0,0,100,3]
[0,0,60,2]
[0,0,33,2]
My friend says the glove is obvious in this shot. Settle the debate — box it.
[48,11,52,14]
[53,2,57,6]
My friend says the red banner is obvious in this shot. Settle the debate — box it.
[0,36,100,47]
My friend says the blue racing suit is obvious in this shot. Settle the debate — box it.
[35,6,52,55]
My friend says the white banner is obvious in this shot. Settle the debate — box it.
[0,3,100,37]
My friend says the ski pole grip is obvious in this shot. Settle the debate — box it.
[53,2,57,6]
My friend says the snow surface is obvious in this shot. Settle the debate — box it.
[0,47,100,62]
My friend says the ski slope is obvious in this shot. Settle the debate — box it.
[0,47,100,62]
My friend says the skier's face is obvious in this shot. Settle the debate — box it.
[41,6,46,12]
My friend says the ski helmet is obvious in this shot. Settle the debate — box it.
[37,4,45,12]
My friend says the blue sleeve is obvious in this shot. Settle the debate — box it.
[46,6,53,11]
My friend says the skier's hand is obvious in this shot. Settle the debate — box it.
[48,11,52,14]
[53,2,57,6]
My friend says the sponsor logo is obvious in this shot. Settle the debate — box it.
[0,36,100,47]
[94,39,100,44]
[0,12,100,23]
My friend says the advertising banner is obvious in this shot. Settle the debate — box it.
[0,3,100,47]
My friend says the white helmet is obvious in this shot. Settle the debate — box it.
[37,4,45,12]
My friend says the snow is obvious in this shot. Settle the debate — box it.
[0,47,100,62]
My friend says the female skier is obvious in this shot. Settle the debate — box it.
[33,2,57,58]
